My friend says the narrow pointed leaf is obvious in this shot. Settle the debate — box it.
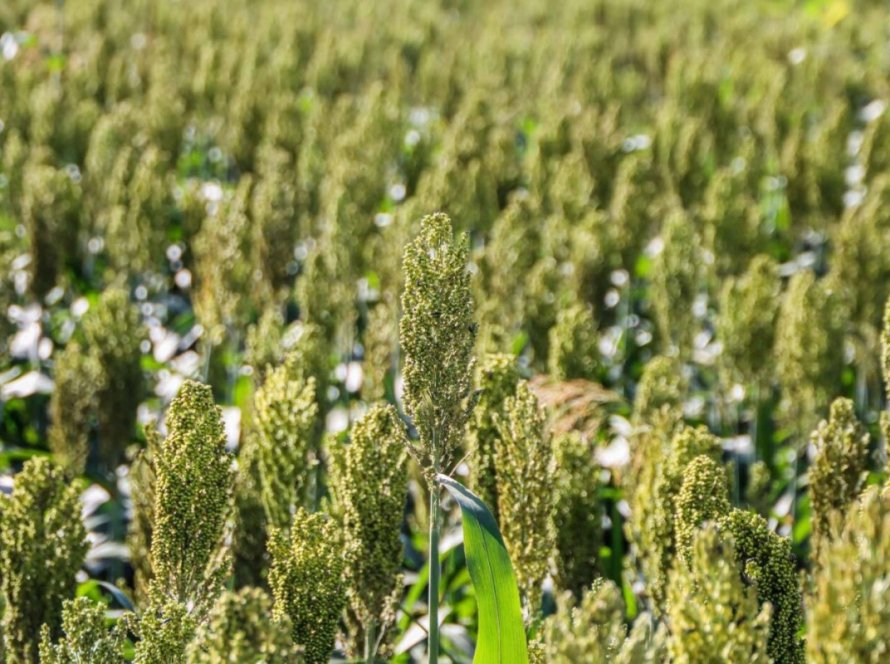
[437,474,528,664]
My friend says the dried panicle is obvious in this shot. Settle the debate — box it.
[494,380,555,617]
[809,398,870,560]
[808,485,890,663]
[0,458,88,664]
[83,285,145,470]
[329,404,408,658]
[187,588,301,664]
[641,426,721,611]
[548,301,599,381]
[650,208,700,355]
[775,270,844,433]
[48,342,98,475]
[716,254,781,389]
[667,526,772,664]
[254,352,319,530]
[399,212,476,476]
[39,598,127,664]
[552,432,603,597]
[268,510,347,664]
[468,353,520,523]
[151,381,233,613]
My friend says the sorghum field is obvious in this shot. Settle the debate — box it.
[2,0,890,662]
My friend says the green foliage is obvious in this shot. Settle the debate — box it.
[268,510,346,664]
[39,598,127,664]
[667,527,771,664]
[808,398,870,560]
[0,458,88,664]
[329,404,408,659]
[468,353,520,524]
[494,380,555,617]
[187,588,301,663]
[400,212,476,477]
[438,475,529,664]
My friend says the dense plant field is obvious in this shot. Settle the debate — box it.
[3,0,890,661]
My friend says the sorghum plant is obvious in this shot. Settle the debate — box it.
[0,458,88,664]
[187,588,301,663]
[329,404,408,661]
[268,509,346,664]
[808,398,870,560]
[667,526,771,664]
[468,352,520,524]
[39,598,128,664]
[399,211,475,662]
[495,380,556,619]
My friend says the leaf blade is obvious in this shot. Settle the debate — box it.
[437,474,528,664]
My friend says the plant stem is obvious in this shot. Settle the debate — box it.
[428,483,441,664]
[364,621,377,663]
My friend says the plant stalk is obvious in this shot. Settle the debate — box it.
[428,483,441,664]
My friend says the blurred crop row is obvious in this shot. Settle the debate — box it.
[3,0,890,662]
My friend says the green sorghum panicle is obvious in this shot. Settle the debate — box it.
[650,207,700,356]
[187,588,300,664]
[0,457,88,664]
[362,295,399,402]
[548,301,599,381]
[48,342,98,475]
[552,431,603,597]
[494,380,555,618]
[399,212,476,477]
[882,298,890,454]
[642,425,721,611]
[468,353,520,523]
[131,599,194,664]
[254,352,318,530]
[21,162,82,298]
[808,485,890,663]
[667,526,771,664]
[268,510,347,664]
[83,285,145,470]
[128,427,161,607]
[673,455,731,565]
[632,355,687,424]
[808,398,870,560]
[39,598,127,664]
[716,254,781,389]
[330,404,408,659]
[674,458,805,663]
[774,270,844,433]
[540,579,627,663]
[151,381,233,612]
[721,510,804,664]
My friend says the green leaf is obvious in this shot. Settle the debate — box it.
[437,474,528,664]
